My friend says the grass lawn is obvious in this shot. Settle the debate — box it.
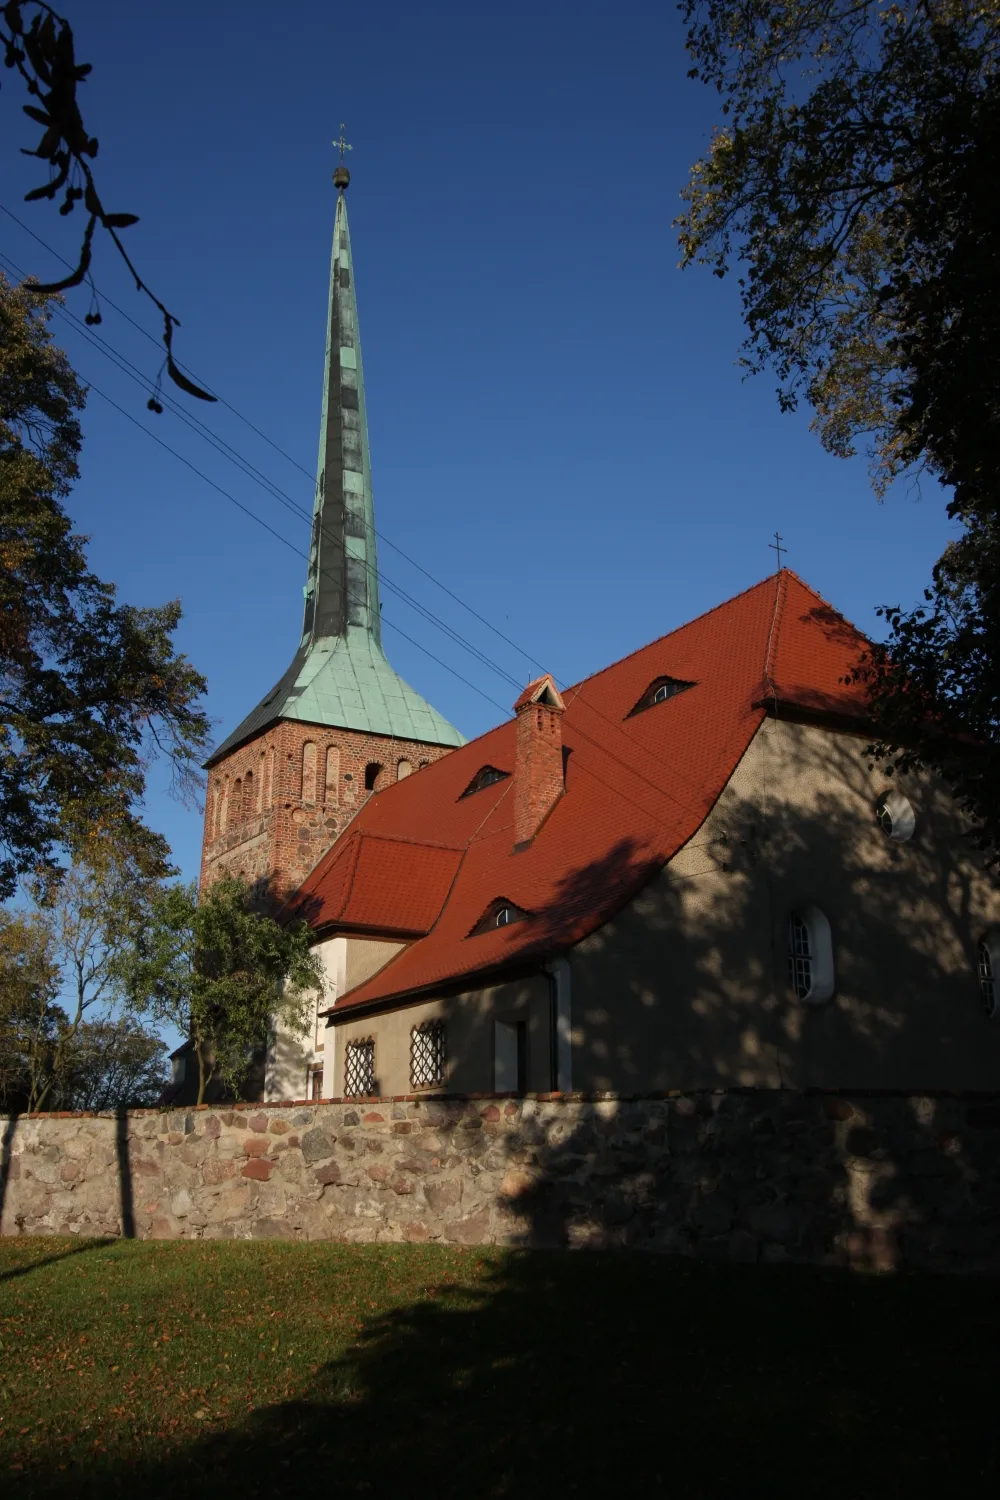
[1,1236,997,1498]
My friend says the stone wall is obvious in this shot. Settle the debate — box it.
[2,1090,1000,1273]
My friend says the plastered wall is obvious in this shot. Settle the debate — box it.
[325,718,1000,1098]
[572,716,1000,1092]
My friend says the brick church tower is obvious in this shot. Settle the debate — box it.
[200,163,464,899]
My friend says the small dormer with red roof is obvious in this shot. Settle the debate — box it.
[259,570,1000,1106]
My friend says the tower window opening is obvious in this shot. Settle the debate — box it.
[302,741,318,804]
[364,762,383,791]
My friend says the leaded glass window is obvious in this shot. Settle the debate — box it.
[410,1020,445,1089]
[344,1038,376,1097]
[788,913,813,1001]
[978,940,997,1019]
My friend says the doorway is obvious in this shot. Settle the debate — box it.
[494,1019,526,1094]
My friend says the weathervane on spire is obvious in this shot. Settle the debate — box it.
[333,124,352,190]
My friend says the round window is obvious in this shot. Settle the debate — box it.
[876,789,915,843]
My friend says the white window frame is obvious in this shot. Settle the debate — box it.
[977,932,999,1020]
[787,905,835,1005]
[876,789,916,843]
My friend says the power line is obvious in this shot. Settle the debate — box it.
[0,222,724,824]
[0,202,546,677]
[0,245,526,696]
[81,375,512,719]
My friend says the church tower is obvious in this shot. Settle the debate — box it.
[201,161,464,898]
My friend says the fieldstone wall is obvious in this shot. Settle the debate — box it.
[2,1090,1000,1272]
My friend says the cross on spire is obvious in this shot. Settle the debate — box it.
[769,531,787,571]
[333,124,353,163]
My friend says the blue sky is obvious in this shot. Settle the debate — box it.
[0,0,955,888]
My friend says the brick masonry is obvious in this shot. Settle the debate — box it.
[3,1091,1000,1271]
[200,720,455,897]
[514,695,564,847]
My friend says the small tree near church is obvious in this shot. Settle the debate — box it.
[123,876,325,1105]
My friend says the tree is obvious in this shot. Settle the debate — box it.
[0,904,61,1110]
[0,847,165,1111]
[23,848,165,1107]
[0,273,211,895]
[0,898,170,1112]
[123,876,326,1106]
[0,1,214,403]
[678,1,1000,857]
[58,1015,169,1110]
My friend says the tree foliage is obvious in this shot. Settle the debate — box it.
[0,849,165,1111]
[0,0,214,403]
[58,1015,169,1111]
[123,877,326,1106]
[0,273,211,894]
[679,0,1000,857]
[0,903,61,1109]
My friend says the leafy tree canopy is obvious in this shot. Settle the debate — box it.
[122,876,326,1106]
[679,0,1000,857]
[0,273,210,895]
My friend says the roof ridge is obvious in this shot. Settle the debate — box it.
[562,572,786,700]
[780,567,855,623]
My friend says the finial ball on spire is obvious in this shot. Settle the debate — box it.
[333,164,351,190]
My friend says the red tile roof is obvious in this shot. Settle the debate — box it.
[295,572,871,1012]
[297,832,464,937]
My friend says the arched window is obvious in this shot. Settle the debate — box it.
[257,752,265,812]
[364,762,382,791]
[219,778,230,832]
[787,906,834,1005]
[410,1020,445,1088]
[212,781,222,837]
[627,676,696,717]
[397,759,412,781]
[469,897,531,936]
[265,747,275,810]
[419,760,430,770]
[325,746,340,805]
[977,933,999,1019]
[302,741,317,804]
[876,789,915,843]
[243,770,254,815]
[232,778,242,822]
[459,765,510,799]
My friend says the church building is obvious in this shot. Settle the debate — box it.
[200,167,1000,1107]
[200,160,464,905]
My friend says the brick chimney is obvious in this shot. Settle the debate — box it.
[513,674,566,848]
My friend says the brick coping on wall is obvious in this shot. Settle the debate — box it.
[5,1085,1000,1122]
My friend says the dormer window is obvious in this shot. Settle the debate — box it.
[469,897,530,936]
[627,676,695,717]
[459,765,510,799]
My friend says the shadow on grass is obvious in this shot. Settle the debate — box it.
[19,1252,1000,1500]
[0,1236,108,1286]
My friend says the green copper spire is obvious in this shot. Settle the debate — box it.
[207,165,464,765]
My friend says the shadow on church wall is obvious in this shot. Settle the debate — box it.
[7,724,1000,1496]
